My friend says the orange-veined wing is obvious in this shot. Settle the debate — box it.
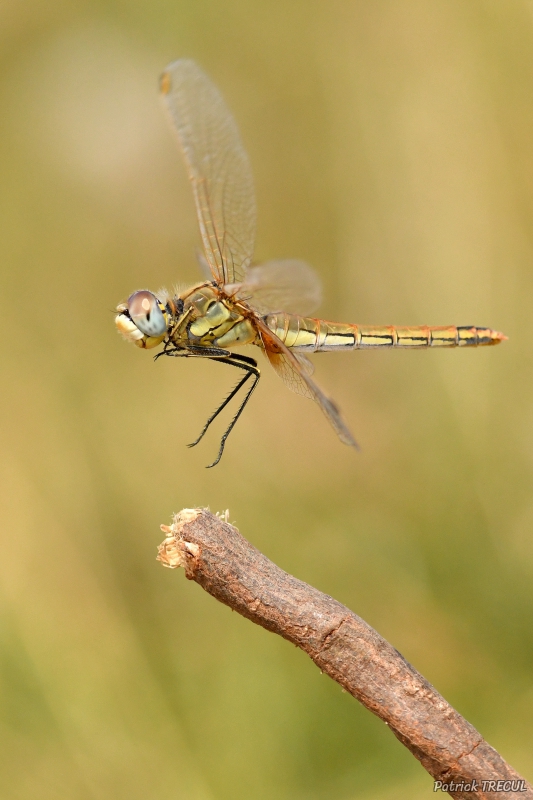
[254,317,358,448]
[160,60,256,284]
[225,259,322,316]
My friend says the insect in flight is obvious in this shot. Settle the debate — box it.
[116,59,506,467]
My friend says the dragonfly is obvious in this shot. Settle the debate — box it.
[116,59,506,467]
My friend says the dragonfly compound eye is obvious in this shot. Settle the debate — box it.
[127,291,167,337]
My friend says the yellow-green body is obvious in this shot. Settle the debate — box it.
[263,313,505,350]
[173,284,258,349]
[117,282,505,354]
[159,283,505,353]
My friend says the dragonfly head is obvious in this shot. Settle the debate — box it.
[115,290,169,349]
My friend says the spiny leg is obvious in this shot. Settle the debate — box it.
[206,357,260,468]
[155,345,260,467]
[154,344,232,360]
[188,368,253,448]
[187,353,259,448]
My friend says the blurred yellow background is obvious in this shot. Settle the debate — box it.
[1,1,532,797]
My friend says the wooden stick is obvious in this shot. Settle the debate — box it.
[157,508,531,800]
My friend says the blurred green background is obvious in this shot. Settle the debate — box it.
[1,1,532,797]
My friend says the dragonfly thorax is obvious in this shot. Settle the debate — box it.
[173,284,258,350]
[115,283,259,352]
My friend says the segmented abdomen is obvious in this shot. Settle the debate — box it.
[263,314,506,350]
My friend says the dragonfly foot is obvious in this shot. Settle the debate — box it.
[206,447,225,469]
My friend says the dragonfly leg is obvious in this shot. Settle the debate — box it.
[186,353,259,468]
[155,346,260,467]
[155,343,232,360]
[205,357,260,468]
[187,368,252,449]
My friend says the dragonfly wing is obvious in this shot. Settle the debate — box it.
[294,353,315,376]
[228,259,322,316]
[254,318,358,448]
[195,248,213,281]
[160,60,256,284]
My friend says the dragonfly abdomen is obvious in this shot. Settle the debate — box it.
[264,314,506,351]
[350,324,506,349]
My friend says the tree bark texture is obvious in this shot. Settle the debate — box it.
[157,508,531,800]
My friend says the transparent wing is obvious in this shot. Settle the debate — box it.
[254,318,358,448]
[195,248,213,281]
[226,259,322,316]
[294,353,315,376]
[160,60,256,284]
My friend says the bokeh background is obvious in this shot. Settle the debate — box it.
[1,1,532,797]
